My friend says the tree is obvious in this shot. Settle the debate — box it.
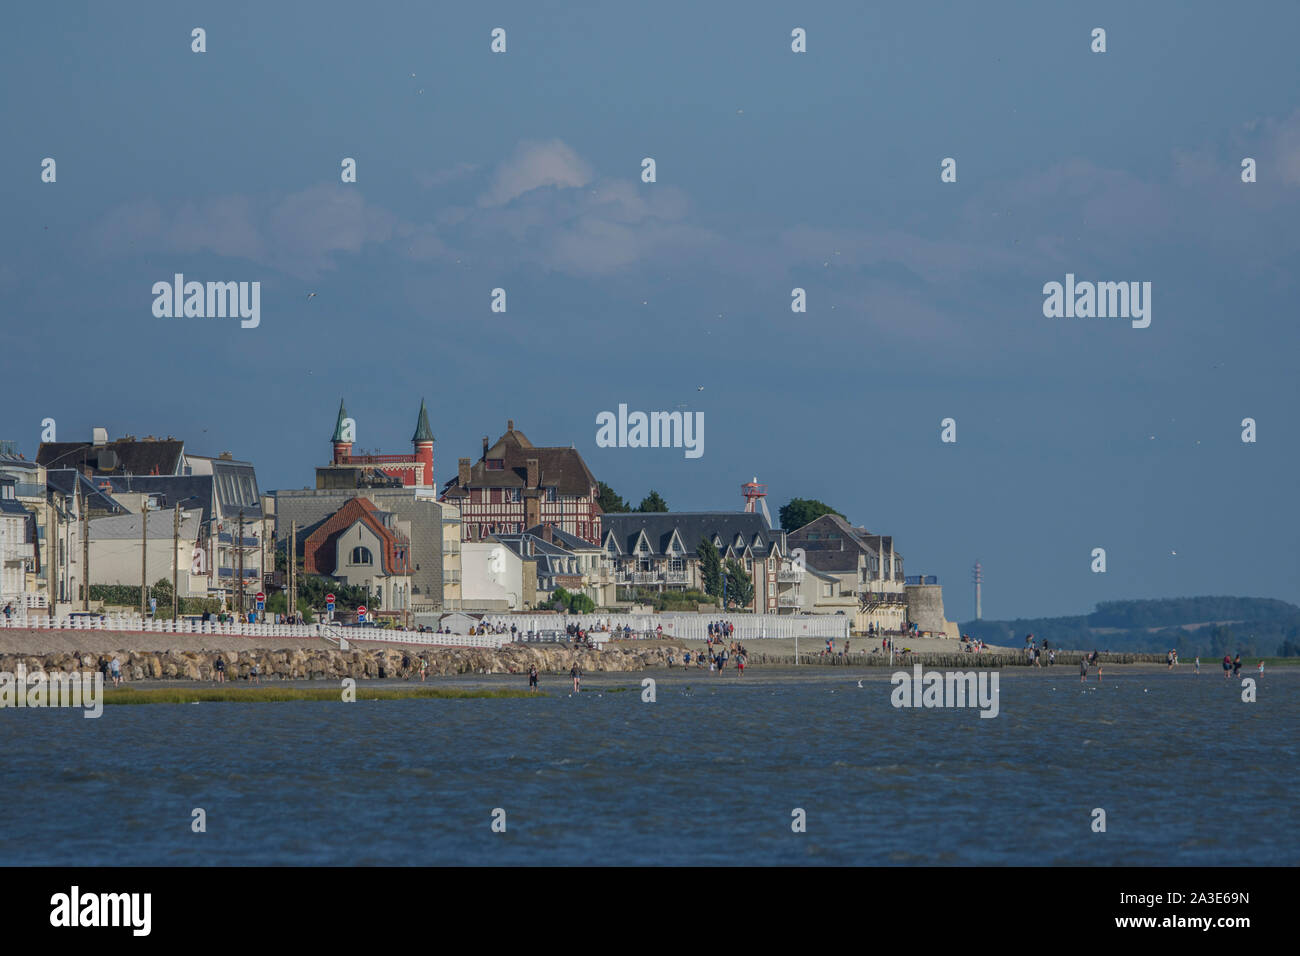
[568,592,596,614]
[637,490,669,513]
[779,498,844,532]
[597,482,630,514]
[697,539,722,597]
[722,558,753,610]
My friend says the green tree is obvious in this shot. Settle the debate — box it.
[722,558,753,610]
[779,497,844,532]
[697,539,722,597]
[597,482,630,513]
[637,490,669,513]
[568,592,596,614]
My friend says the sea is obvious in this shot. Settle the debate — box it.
[1,667,1295,865]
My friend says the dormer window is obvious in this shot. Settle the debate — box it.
[486,459,505,470]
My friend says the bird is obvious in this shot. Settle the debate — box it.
[306,292,317,299]
[417,89,424,95]
[857,679,863,688]
[697,385,704,391]
[1170,550,1177,556]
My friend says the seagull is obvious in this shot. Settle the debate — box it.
[697,385,704,391]
[857,679,863,688]
[306,292,317,299]
[1170,550,1177,556]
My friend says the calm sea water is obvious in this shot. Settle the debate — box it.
[1,668,1295,865]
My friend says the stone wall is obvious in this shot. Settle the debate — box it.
[0,643,686,683]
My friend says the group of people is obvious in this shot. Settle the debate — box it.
[399,653,430,681]
[667,636,748,674]
[1023,634,1056,667]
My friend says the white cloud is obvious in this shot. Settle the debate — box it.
[478,139,593,207]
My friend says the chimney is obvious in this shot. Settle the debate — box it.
[526,458,538,488]
[482,436,489,459]
[458,458,471,486]
[507,419,515,432]
[525,495,540,528]
[542,523,553,544]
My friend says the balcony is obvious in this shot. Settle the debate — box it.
[778,592,802,607]
[630,571,661,585]
[664,570,689,585]
[777,569,804,582]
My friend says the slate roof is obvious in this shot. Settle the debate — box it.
[441,425,597,499]
[602,512,782,558]
[44,469,128,515]
[331,398,349,443]
[37,438,184,476]
[524,523,602,551]
[89,510,202,541]
[99,475,222,523]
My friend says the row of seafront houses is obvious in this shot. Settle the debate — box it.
[0,401,958,637]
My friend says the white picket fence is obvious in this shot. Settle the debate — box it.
[477,612,850,642]
[0,613,322,639]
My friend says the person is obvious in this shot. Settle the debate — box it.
[1257,660,1264,676]
[1080,657,1088,683]
[250,662,261,684]
[570,664,581,693]
[214,656,226,684]
[110,655,121,688]
[1222,654,1232,678]
[737,653,745,676]
[2,602,11,622]
[683,650,690,666]
[402,653,411,679]
[528,664,539,691]
[1232,654,1242,678]
[1194,656,1200,675]
[1048,648,1055,666]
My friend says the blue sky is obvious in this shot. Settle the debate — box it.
[3,1,1298,618]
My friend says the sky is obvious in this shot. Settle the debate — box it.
[3,1,1298,620]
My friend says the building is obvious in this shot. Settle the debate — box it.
[440,420,602,545]
[492,523,617,609]
[0,489,32,605]
[601,512,797,613]
[301,497,413,618]
[316,398,436,490]
[460,540,527,612]
[274,486,461,612]
[784,514,907,631]
[37,430,185,477]
[86,505,206,598]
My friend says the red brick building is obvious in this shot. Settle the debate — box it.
[317,398,435,490]
[440,420,602,544]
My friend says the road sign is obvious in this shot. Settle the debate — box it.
[325,593,335,604]
[357,605,367,621]
[326,602,335,612]
[255,592,265,603]
[256,601,265,611]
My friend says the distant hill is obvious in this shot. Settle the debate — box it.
[959,596,1300,656]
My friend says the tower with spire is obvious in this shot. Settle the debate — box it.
[411,398,434,488]
[331,398,352,464]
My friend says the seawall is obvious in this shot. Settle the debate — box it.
[0,644,686,682]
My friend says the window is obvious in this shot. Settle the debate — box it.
[486,459,505,471]
[545,487,558,502]
[351,546,373,566]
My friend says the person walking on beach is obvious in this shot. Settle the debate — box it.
[737,652,745,676]
[1080,657,1088,683]
[1194,656,1200,675]
[215,656,227,684]
[570,664,581,693]
[419,656,428,682]
[110,655,121,687]
[1222,654,1232,678]
[528,664,538,691]
[1232,654,1242,678]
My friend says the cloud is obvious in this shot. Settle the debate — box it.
[478,139,593,207]
[417,162,479,190]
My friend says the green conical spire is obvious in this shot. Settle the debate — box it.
[331,398,350,443]
[411,398,434,443]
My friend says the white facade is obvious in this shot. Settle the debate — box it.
[333,519,412,614]
[88,510,206,597]
[461,542,524,611]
